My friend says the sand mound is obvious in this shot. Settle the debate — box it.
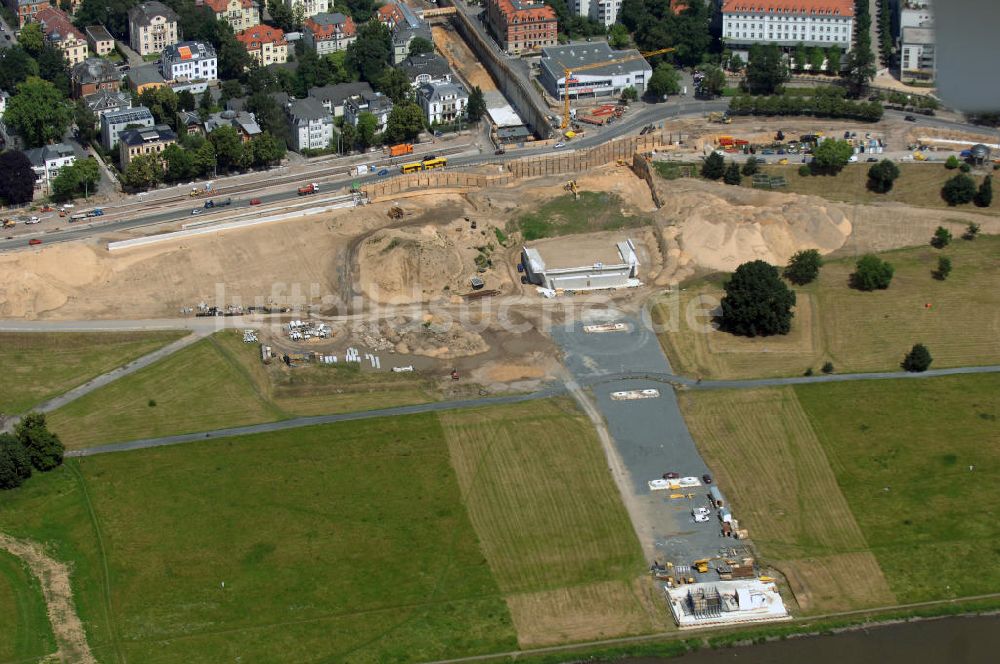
[657,179,853,272]
[0,244,103,318]
[357,225,467,304]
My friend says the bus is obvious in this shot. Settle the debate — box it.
[400,161,423,174]
[422,157,447,170]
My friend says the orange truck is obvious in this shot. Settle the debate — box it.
[297,183,319,195]
[388,143,413,157]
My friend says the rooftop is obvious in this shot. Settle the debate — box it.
[36,6,85,42]
[120,123,176,146]
[304,12,356,39]
[308,81,373,105]
[128,64,166,86]
[85,89,132,111]
[72,57,120,84]
[202,0,254,12]
[236,24,288,49]
[205,109,262,136]
[104,105,154,124]
[525,234,637,271]
[163,41,217,63]
[419,81,467,102]
[901,26,935,45]
[401,53,452,79]
[288,96,331,122]
[85,25,114,42]
[128,1,180,25]
[23,142,77,166]
[541,43,652,79]
[721,0,854,15]
[493,0,557,21]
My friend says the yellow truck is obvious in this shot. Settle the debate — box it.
[2,219,15,228]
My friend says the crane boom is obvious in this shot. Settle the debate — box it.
[561,47,676,129]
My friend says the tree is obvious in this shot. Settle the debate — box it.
[719,260,796,337]
[0,433,32,490]
[784,249,823,285]
[50,158,100,201]
[811,139,854,174]
[844,45,875,98]
[18,22,44,56]
[4,77,73,148]
[963,222,981,240]
[902,343,932,372]
[647,63,680,99]
[745,43,788,95]
[267,0,295,31]
[620,85,638,103]
[723,162,742,185]
[741,156,760,177]
[945,155,960,169]
[37,45,71,98]
[122,153,163,190]
[698,65,726,98]
[218,26,252,81]
[139,86,179,129]
[161,144,196,182]
[246,92,292,148]
[808,47,825,71]
[74,0,139,39]
[701,152,725,180]
[867,159,900,193]
[467,86,486,121]
[0,151,37,204]
[826,46,842,73]
[935,255,952,280]
[346,20,392,84]
[974,175,993,207]
[177,89,196,112]
[74,98,99,144]
[407,36,434,57]
[376,66,413,104]
[0,46,39,92]
[14,413,64,472]
[930,226,952,249]
[620,0,711,66]
[249,131,286,167]
[355,112,378,148]
[208,125,244,171]
[793,42,807,71]
[384,102,424,144]
[608,23,630,49]
[851,254,894,291]
[339,122,357,153]
[193,140,217,176]
[941,173,976,206]
[727,52,744,72]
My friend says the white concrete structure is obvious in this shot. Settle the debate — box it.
[285,0,327,20]
[417,81,468,125]
[898,2,935,83]
[721,0,854,54]
[287,97,334,151]
[664,581,790,628]
[161,41,218,84]
[572,0,622,28]
[539,43,652,100]
[522,236,640,291]
[23,143,76,194]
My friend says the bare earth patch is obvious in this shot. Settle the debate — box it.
[779,552,895,613]
[0,533,95,664]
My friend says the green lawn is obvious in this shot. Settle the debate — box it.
[514,192,651,240]
[0,331,186,415]
[0,415,518,663]
[795,373,1000,603]
[0,549,57,662]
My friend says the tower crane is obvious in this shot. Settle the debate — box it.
[559,47,677,129]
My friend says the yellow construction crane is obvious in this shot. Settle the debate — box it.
[559,47,677,129]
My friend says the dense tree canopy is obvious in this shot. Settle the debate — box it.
[4,77,72,147]
[811,139,854,174]
[974,176,992,208]
[620,0,712,67]
[408,37,434,58]
[0,433,32,490]
[647,63,681,99]
[0,151,38,205]
[867,159,900,193]
[851,254,894,291]
[902,343,932,372]
[14,413,64,473]
[384,102,425,143]
[941,173,976,206]
[51,159,101,202]
[701,152,725,180]
[346,20,392,84]
[467,86,486,122]
[784,249,823,285]
[0,46,39,92]
[73,0,139,39]
[720,260,796,337]
[123,153,163,190]
[745,43,788,95]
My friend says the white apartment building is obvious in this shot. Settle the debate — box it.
[898,1,935,83]
[161,41,218,84]
[23,143,77,194]
[128,1,180,57]
[572,0,622,29]
[721,0,854,55]
[287,97,334,151]
[284,0,328,20]
[418,81,468,125]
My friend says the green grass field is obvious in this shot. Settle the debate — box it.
[48,331,440,449]
[514,192,651,240]
[0,549,57,662]
[0,331,185,415]
[679,373,1000,611]
[655,235,1000,379]
[0,414,517,663]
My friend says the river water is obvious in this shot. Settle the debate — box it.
[628,615,999,664]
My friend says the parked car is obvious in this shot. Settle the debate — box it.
[554,142,565,149]
[663,471,680,480]
[249,198,261,206]
[25,216,40,224]
[495,148,506,155]
[867,157,879,162]
[702,474,713,484]
[377,168,389,177]
[694,513,711,523]
[904,115,917,122]
[28,238,42,246]
[692,507,711,517]
[190,208,201,215]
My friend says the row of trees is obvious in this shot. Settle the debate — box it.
[942,174,992,207]
[0,414,64,491]
[619,0,712,67]
[729,89,884,122]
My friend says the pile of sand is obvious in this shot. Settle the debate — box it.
[655,179,853,272]
[347,316,489,359]
[356,226,467,304]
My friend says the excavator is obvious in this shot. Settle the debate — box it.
[564,179,579,199]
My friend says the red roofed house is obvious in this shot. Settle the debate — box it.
[236,24,289,66]
[484,0,557,55]
[721,0,854,64]
[201,0,260,32]
[303,12,356,55]
[7,0,47,29]
[34,6,89,65]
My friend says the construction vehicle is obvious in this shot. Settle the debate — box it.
[708,112,732,124]
[387,143,414,157]
[564,179,579,199]
[387,206,404,219]
[86,208,104,217]
[2,219,14,229]
[203,198,232,208]
[693,559,711,573]
[297,183,319,195]
[558,46,676,129]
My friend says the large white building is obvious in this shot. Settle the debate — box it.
[539,43,652,100]
[23,143,77,195]
[571,0,623,29]
[286,97,334,151]
[898,1,935,83]
[417,81,468,125]
[128,1,180,57]
[721,0,854,55]
[521,236,640,291]
[161,41,218,84]
[285,0,327,20]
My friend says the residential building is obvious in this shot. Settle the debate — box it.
[307,81,373,117]
[204,109,262,142]
[128,1,180,57]
[7,0,46,29]
[203,0,260,32]
[71,57,121,98]
[303,12,356,54]
[377,1,432,64]
[83,89,133,121]
[127,64,166,93]
[539,43,652,99]
[418,81,468,125]
[119,123,177,167]
[343,91,393,132]
[100,105,155,150]
[286,96,334,151]
[571,0,622,28]
[0,89,11,148]
[161,41,218,83]
[898,0,933,31]
[23,143,77,194]
[0,89,9,122]
[897,1,935,83]
[484,0,558,55]
[284,0,328,20]
[720,0,855,57]
[85,25,116,57]
[178,110,204,135]
[235,24,288,66]
[35,6,89,65]
[400,53,452,87]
